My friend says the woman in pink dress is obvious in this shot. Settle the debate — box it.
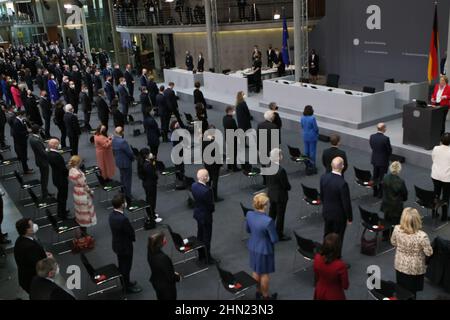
[94,125,116,180]
[68,156,97,235]
[10,82,23,109]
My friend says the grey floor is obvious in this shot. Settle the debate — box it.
[0,85,449,300]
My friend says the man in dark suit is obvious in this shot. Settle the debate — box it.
[112,127,135,203]
[191,169,218,264]
[320,157,353,252]
[66,81,79,113]
[104,76,116,103]
[140,87,152,117]
[30,258,75,300]
[112,63,124,87]
[185,51,194,71]
[93,69,103,95]
[322,134,348,174]
[194,81,208,110]
[267,45,277,68]
[147,76,159,107]
[118,77,131,119]
[124,64,135,102]
[140,68,149,88]
[63,104,81,155]
[94,89,110,130]
[29,125,50,199]
[257,110,279,185]
[13,218,48,293]
[164,82,185,128]
[70,65,82,96]
[197,52,205,72]
[369,123,392,198]
[80,85,92,131]
[157,85,170,142]
[222,106,240,172]
[47,139,69,220]
[11,110,33,174]
[266,149,291,241]
[109,194,142,293]
[203,131,223,202]
[275,48,285,77]
[39,90,52,139]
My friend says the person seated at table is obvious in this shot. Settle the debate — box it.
[431,75,450,135]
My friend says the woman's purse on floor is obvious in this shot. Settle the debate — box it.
[360,229,377,256]
[72,230,95,253]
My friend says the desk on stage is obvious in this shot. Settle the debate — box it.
[384,81,428,110]
[402,102,447,150]
[163,68,204,89]
[262,80,397,129]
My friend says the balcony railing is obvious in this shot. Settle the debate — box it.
[0,13,40,25]
[114,0,325,28]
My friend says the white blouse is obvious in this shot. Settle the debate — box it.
[436,86,445,103]
[431,145,450,182]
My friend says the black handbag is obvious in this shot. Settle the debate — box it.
[360,229,377,256]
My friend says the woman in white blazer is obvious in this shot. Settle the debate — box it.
[431,133,450,221]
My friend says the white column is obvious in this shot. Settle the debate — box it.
[107,0,120,64]
[293,0,301,82]
[56,0,67,49]
[80,7,92,62]
[37,0,48,35]
[152,33,161,74]
[204,0,216,72]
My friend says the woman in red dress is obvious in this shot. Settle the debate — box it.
[313,233,349,300]
[431,75,450,135]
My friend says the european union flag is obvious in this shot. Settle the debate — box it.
[282,14,290,65]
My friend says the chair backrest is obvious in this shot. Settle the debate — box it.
[362,86,376,94]
[302,184,319,201]
[241,163,252,174]
[27,188,39,204]
[95,172,106,186]
[14,170,24,185]
[46,209,58,230]
[240,203,251,217]
[359,206,380,226]
[368,277,396,300]
[80,253,96,279]
[354,167,372,182]
[414,185,435,208]
[167,225,185,249]
[287,145,301,158]
[155,160,166,172]
[216,264,236,286]
[293,231,316,257]
[326,74,340,88]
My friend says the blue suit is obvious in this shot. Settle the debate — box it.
[47,80,59,103]
[246,211,278,274]
[112,136,135,200]
[300,115,319,166]
[191,182,215,257]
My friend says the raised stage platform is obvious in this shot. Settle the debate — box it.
[174,85,447,170]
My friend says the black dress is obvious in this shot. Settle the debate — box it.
[148,248,179,300]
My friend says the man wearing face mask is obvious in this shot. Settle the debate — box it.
[79,84,92,131]
[109,194,142,294]
[61,76,70,102]
[222,106,240,172]
[118,77,131,120]
[191,169,219,264]
[104,76,116,103]
[95,89,110,131]
[197,52,205,73]
[63,104,81,155]
[13,218,49,294]
[29,257,75,300]
[39,90,52,138]
[47,138,69,220]
[66,81,79,114]
[12,110,33,174]
[112,127,135,204]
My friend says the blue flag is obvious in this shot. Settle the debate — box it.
[282,14,290,65]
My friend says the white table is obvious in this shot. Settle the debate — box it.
[263,80,397,128]
[203,71,249,96]
[163,68,204,89]
[384,81,429,109]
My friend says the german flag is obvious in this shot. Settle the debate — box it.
[428,3,440,83]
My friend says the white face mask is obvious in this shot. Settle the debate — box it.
[32,223,39,234]
[123,202,127,209]
[55,265,60,276]
[58,144,62,150]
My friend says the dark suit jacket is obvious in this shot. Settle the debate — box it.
[29,277,75,300]
[79,92,92,113]
[257,120,278,156]
[94,96,109,123]
[369,132,392,167]
[39,96,52,120]
[124,70,134,87]
[109,210,135,256]
[29,134,49,168]
[118,84,130,106]
[156,93,169,116]
[322,147,348,174]
[141,160,158,188]
[163,88,179,113]
[185,55,194,70]
[273,112,282,129]
[104,81,115,102]
[13,236,47,292]
[266,166,291,203]
[147,80,159,106]
[144,115,161,147]
[112,68,124,86]
[47,150,69,187]
[380,174,408,222]
[236,101,252,131]
[63,112,81,138]
[12,118,29,145]
[197,57,205,72]
[140,93,152,114]
[67,88,79,108]
[147,248,179,297]
[223,114,238,130]
[320,172,353,222]
[194,88,207,107]
[191,182,215,224]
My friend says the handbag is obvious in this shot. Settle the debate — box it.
[72,235,95,253]
[360,229,377,256]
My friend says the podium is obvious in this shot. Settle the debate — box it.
[403,103,447,150]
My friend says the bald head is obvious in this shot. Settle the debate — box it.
[377,123,386,133]
[48,138,60,150]
[331,157,344,173]
[197,169,209,184]
[115,126,124,136]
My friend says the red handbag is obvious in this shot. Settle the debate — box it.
[72,235,95,253]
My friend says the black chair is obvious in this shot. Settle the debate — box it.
[359,206,393,256]
[14,170,40,206]
[292,231,322,273]
[156,160,179,189]
[0,153,20,180]
[367,278,414,300]
[27,188,57,223]
[240,164,262,189]
[166,225,209,278]
[95,172,123,203]
[46,209,80,255]
[414,185,448,230]
[216,264,258,300]
[240,203,252,240]
[80,253,125,298]
[326,74,340,88]
[184,112,195,125]
[127,199,150,231]
[362,86,376,94]
[353,167,375,198]
[287,145,309,166]
[128,114,143,130]
[301,184,321,219]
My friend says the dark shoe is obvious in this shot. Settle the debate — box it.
[279,235,292,242]
[215,197,224,203]
[126,284,142,294]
